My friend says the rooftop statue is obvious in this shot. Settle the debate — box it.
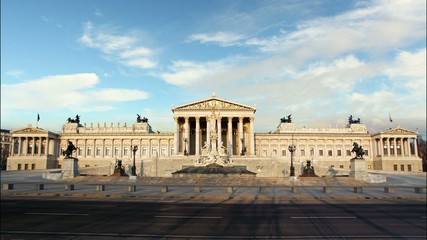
[136,114,148,123]
[280,114,292,123]
[67,114,81,124]
[348,115,361,124]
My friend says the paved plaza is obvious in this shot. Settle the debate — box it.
[1,170,426,204]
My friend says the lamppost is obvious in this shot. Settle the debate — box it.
[130,145,138,176]
[183,138,187,156]
[288,144,296,177]
[240,138,245,156]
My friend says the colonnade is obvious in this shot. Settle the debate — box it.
[173,116,255,156]
[11,136,53,156]
[374,137,418,157]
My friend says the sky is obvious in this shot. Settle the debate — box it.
[1,0,426,139]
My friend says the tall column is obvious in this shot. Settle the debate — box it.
[173,117,179,155]
[228,117,233,155]
[38,138,42,156]
[249,117,255,155]
[217,117,222,148]
[238,117,243,155]
[206,117,211,147]
[184,117,190,155]
[393,138,397,157]
[195,117,200,155]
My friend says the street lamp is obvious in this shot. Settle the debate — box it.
[288,144,296,177]
[183,138,187,156]
[131,145,138,176]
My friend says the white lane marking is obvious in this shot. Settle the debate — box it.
[290,216,357,219]
[24,212,89,216]
[155,215,222,219]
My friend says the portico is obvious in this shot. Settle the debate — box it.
[172,94,256,156]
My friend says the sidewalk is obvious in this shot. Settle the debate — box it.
[1,170,426,204]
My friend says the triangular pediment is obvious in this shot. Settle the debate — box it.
[377,126,418,135]
[172,95,256,112]
[12,125,49,134]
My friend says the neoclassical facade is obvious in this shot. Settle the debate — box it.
[6,94,423,176]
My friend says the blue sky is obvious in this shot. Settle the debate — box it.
[1,0,426,138]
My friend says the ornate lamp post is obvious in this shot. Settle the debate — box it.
[288,144,296,177]
[130,145,138,176]
[183,138,187,156]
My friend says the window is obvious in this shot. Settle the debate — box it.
[400,164,404,171]
[337,150,342,156]
[328,150,333,156]
[300,149,305,156]
[319,150,324,156]
[407,165,412,171]
[393,164,398,171]
[346,150,351,156]
[123,147,128,156]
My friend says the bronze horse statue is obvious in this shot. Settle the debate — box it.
[351,142,365,159]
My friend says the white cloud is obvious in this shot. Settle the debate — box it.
[1,73,150,112]
[79,22,157,69]
[188,32,245,46]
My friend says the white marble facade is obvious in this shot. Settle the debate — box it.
[6,94,423,176]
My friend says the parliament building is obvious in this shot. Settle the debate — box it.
[6,94,423,177]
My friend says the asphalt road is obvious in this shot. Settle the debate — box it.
[1,199,426,239]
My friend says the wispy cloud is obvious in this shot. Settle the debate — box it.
[0,73,150,112]
[79,22,158,69]
[188,32,246,47]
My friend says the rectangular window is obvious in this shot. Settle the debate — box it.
[328,150,333,156]
[393,164,398,171]
[319,150,323,156]
[337,150,342,156]
[407,165,412,171]
[400,164,404,171]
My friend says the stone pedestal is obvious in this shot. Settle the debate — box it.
[62,157,79,179]
[349,158,367,179]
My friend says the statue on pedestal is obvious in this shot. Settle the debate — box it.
[63,141,76,158]
[351,142,365,159]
